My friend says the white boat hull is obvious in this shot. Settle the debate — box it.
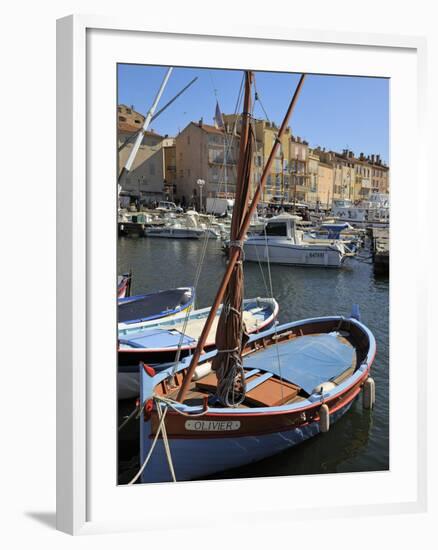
[145,227,204,239]
[243,241,345,267]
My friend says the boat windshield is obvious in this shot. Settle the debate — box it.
[260,222,288,237]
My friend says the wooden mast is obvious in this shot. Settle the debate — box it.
[177,73,306,403]
[210,72,254,406]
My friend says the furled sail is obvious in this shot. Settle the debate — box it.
[212,72,254,406]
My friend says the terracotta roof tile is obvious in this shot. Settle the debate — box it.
[194,122,224,135]
[118,121,163,138]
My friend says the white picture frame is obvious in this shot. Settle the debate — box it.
[56,15,428,535]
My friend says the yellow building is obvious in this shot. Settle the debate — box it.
[162,137,176,200]
[317,161,334,208]
[353,155,372,201]
[331,151,356,201]
[306,150,320,206]
[289,136,309,203]
[222,115,293,203]
[369,155,390,193]
[172,111,390,209]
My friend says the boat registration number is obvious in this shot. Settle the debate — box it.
[185,420,241,432]
[308,252,324,258]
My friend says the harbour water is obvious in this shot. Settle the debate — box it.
[117,235,389,483]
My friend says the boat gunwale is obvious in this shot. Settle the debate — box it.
[118,286,195,327]
[141,315,376,417]
[243,239,345,254]
[148,384,364,440]
[118,298,279,352]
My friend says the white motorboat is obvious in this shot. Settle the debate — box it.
[304,221,365,252]
[243,214,353,267]
[331,196,389,227]
[145,212,220,239]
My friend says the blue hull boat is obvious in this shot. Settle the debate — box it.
[118,287,195,331]
[136,315,376,483]
[118,297,279,399]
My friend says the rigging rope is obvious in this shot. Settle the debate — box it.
[126,391,216,484]
[156,401,176,482]
[254,79,271,124]
[127,401,172,485]
[262,223,284,401]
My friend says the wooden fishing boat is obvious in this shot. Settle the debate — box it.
[119,297,278,363]
[138,314,376,482]
[117,297,278,399]
[131,71,376,485]
[118,287,195,331]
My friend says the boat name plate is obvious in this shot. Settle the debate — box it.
[185,420,241,432]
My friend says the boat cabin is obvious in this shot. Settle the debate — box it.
[257,214,302,242]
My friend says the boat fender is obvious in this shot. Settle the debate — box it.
[192,362,212,381]
[319,404,330,433]
[363,377,376,409]
[312,382,336,394]
[142,362,156,377]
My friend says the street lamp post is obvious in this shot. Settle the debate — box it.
[197,178,205,212]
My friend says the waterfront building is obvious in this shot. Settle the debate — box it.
[369,155,390,193]
[354,154,373,201]
[162,137,176,200]
[222,115,294,204]
[288,136,309,203]
[331,150,357,201]
[306,149,320,206]
[317,159,335,208]
[253,120,292,203]
[118,104,146,129]
[174,120,239,210]
[117,103,389,209]
[118,120,166,204]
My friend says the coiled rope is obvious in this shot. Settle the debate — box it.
[215,354,246,407]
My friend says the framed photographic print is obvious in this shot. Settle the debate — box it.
[57,15,427,535]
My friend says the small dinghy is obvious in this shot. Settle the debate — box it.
[118,297,278,399]
[118,287,195,331]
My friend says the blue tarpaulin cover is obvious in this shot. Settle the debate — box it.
[118,288,192,323]
[243,333,355,394]
[119,329,195,349]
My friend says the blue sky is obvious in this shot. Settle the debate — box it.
[118,65,389,164]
